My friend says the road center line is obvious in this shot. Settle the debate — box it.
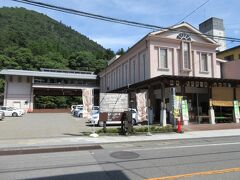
[124,142,240,152]
[144,167,240,180]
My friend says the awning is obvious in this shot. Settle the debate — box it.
[212,87,234,107]
[237,88,240,100]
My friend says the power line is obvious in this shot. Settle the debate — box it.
[10,0,166,31]
[176,0,211,24]
[10,0,240,43]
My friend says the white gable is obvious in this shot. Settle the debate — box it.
[151,23,217,44]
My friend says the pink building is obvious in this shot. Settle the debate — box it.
[100,23,240,126]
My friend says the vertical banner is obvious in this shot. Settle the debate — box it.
[234,100,240,118]
[182,99,189,121]
[136,91,147,121]
[173,96,182,118]
[82,88,93,119]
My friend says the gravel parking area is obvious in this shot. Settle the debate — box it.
[0,113,101,139]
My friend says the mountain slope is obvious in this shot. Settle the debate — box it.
[0,7,106,58]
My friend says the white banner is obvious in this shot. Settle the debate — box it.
[136,91,147,121]
[182,99,189,121]
[82,88,93,119]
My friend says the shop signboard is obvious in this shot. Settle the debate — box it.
[173,96,182,118]
[234,100,240,118]
[182,99,189,121]
[99,93,128,113]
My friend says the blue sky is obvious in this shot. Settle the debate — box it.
[1,0,240,52]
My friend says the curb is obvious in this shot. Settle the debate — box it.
[0,144,102,156]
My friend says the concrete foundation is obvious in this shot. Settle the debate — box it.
[209,107,215,124]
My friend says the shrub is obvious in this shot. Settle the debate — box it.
[96,128,121,134]
[96,125,174,135]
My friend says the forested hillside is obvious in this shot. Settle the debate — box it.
[0,7,115,107]
[0,7,114,70]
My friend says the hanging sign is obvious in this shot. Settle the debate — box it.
[173,96,182,118]
[234,100,240,118]
[182,99,189,121]
[136,91,147,121]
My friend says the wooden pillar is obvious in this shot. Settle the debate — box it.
[180,80,186,97]
[160,82,166,126]
[147,85,154,124]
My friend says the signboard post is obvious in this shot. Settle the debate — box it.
[233,100,240,123]
[173,96,182,119]
[173,95,182,129]
[99,93,129,130]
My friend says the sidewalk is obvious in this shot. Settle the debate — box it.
[1,129,240,151]
[184,123,240,131]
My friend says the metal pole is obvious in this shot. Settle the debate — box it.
[90,89,99,137]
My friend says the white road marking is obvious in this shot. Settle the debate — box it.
[124,142,240,152]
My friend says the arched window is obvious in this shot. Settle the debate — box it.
[177,33,191,41]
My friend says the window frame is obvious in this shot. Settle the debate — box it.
[182,41,191,70]
[158,48,169,70]
[200,53,208,72]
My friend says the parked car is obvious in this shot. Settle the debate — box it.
[75,106,84,117]
[0,106,25,116]
[73,105,83,116]
[70,105,76,113]
[71,104,83,115]
[70,104,78,114]
[90,109,138,126]
[0,111,5,120]
[0,106,22,117]
[75,106,99,117]
[12,107,25,115]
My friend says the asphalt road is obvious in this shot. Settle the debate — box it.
[1,136,240,180]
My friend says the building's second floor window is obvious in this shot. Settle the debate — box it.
[159,48,168,69]
[201,53,208,72]
[130,59,136,84]
[183,42,190,69]
[139,53,146,81]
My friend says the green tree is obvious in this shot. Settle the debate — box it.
[54,96,67,108]
[68,51,96,71]
[104,48,115,60]
[14,47,33,70]
[116,48,125,55]
[0,78,5,94]
[0,7,112,107]
[0,54,19,69]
